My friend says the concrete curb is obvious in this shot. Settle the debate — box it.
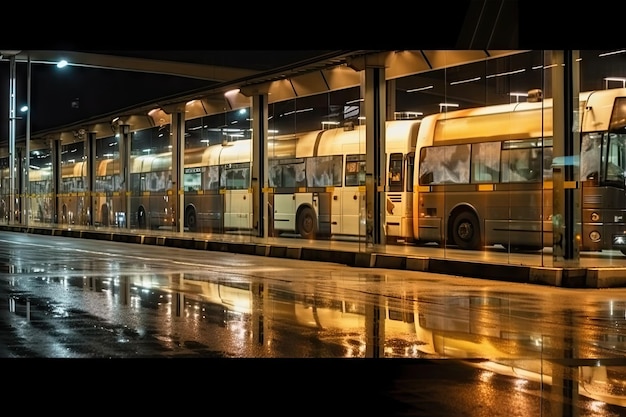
[1,225,624,288]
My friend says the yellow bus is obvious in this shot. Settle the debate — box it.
[413,88,626,254]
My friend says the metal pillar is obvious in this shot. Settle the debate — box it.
[24,53,31,227]
[87,131,96,226]
[8,55,16,224]
[552,50,581,266]
[252,93,268,238]
[364,65,387,247]
[119,124,131,229]
[169,109,185,233]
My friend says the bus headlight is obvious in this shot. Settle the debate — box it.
[589,231,601,242]
[590,212,600,222]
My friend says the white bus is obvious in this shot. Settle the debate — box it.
[270,119,420,242]
[413,88,626,254]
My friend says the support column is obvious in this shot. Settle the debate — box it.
[86,131,97,226]
[166,107,185,233]
[251,93,268,238]
[118,124,131,229]
[52,138,62,224]
[240,84,270,239]
[364,63,387,246]
[23,53,31,227]
[551,50,581,265]
[348,53,391,247]
[8,55,17,225]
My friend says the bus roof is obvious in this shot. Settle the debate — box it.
[417,88,626,147]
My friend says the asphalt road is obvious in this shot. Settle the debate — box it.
[1,232,625,416]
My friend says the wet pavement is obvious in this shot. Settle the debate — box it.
[2,231,626,415]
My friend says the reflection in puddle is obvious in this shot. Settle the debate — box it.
[3,271,626,409]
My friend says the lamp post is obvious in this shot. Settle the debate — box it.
[7,51,19,225]
[4,51,30,226]
[24,52,31,227]
[4,51,61,226]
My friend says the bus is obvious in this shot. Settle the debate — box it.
[129,151,175,230]
[413,87,626,254]
[182,138,299,233]
[127,141,257,232]
[121,118,419,242]
[270,119,420,241]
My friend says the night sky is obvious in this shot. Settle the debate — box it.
[0,61,212,138]
[0,50,343,141]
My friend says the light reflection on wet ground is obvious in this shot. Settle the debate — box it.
[1,232,626,416]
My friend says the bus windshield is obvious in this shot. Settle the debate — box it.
[581,132,626,187]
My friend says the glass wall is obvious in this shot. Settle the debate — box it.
[266,87,364,246]
[58,140,87,225]
[128,124,173,230]
[182,103,253,235]
[28,146,53,225]
[93,135,122,227]
[17,49,626,267]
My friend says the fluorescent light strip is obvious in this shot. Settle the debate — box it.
[282,108,313,117]
[450,77,481,85]
[406,85,434,93]
[486,68,526,79]
[604,77,626,82]
[599,50,626,57]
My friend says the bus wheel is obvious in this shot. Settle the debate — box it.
[298,207,317,239]
[138,207,146,229]
[452,211,481,250]
[185,207,197,232]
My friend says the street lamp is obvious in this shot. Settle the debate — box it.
[5,50,20,225]
[4,51,63,226]
[24,52,31,227]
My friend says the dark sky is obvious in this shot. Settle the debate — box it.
[0,50,346,139]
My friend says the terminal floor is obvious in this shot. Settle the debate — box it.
[1,224,626,288]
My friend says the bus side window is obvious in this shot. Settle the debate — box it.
[388,153,403,192]
[418,147,436,184]
[503,149,539,182]
[345,155,365,187]
[471,142,500,183]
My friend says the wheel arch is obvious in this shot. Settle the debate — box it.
[447,203,480,242]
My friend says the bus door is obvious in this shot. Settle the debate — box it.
[340,153,366,236]
[272,158,310,236]
[222,162,253,231]
[273,193,297,234]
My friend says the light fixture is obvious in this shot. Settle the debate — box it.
[439,103,459,112]
[57,60,68,68]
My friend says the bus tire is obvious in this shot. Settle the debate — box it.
[185,207,197,232]
[452,211,481,250]
[298,207,317,239]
